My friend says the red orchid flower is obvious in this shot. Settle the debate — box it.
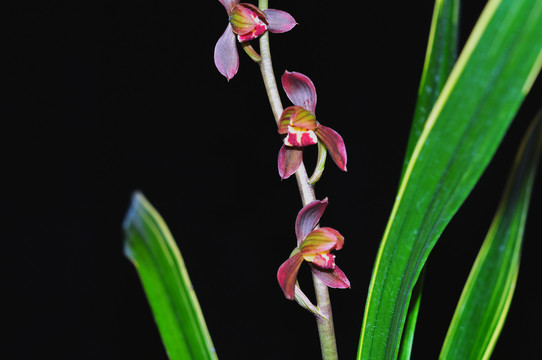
[277,71,348,179]
[215,0,297,81]
[277,198,350,300]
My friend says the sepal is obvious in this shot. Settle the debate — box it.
[277,145,303,179]
[315,125,347,171]
[312,264,350,289]
[263,9,297,33]
[214,23,239,81]
[295,198,328,244]
[277,251,304,300]
[282,71,317,113]
[218,0,238,15]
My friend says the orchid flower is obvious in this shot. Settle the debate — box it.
[277,198,350,301]
[277,71,348,179]
[214,0,297,81]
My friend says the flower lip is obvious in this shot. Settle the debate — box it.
[278,106,319,147]
[311,253,336,269]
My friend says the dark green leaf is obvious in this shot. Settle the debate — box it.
[402,0,459,177]
[398,1,459,358]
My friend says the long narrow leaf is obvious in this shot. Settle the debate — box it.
[440,112,542,360]
[358,1,542,359]
[123,192,218,360]
[397,1,459,358]
[402,0,459,176]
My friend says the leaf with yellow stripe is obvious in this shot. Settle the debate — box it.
[440,112,542,360]
[357,0,542,358]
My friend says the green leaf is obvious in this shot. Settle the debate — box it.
[123,192,218,360]
[397,270,425,360]
[402,0,459,177]
[398,1,459,358]
[357,0,542,359]
[440,112,542,360]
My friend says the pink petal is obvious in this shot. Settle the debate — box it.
[312,264,351,289]
[316,125,347,171]
[277,252,304,300]
[277,144,303,180]
[218,0,239,15]
[295,198,328,244]
[214,24,239,81]
[282,71,317,114]
[263,9,297,33]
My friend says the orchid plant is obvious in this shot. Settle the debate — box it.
[123,0,542,359]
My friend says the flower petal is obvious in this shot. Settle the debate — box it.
[315,125,347,171]
[278,106,296,134]
[218,0,239,15]
[321,227,344,250]
[295,198,328,244]
[312,264,351,289]
[278,144,303,179]
[214,23,239,81]
[282,71,317,114]
[300,227,341,256]
[277,252,304,300]
[263,9,297,33]
[290,106,317,130]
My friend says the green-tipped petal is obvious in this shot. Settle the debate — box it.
[300,227,343,257]
[278,106,296,134]
[290,106,318,130]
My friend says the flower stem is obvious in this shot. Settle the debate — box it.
[257,2,338,358]
[258,31,282,125]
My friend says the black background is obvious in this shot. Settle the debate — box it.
[4,1,541,359]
